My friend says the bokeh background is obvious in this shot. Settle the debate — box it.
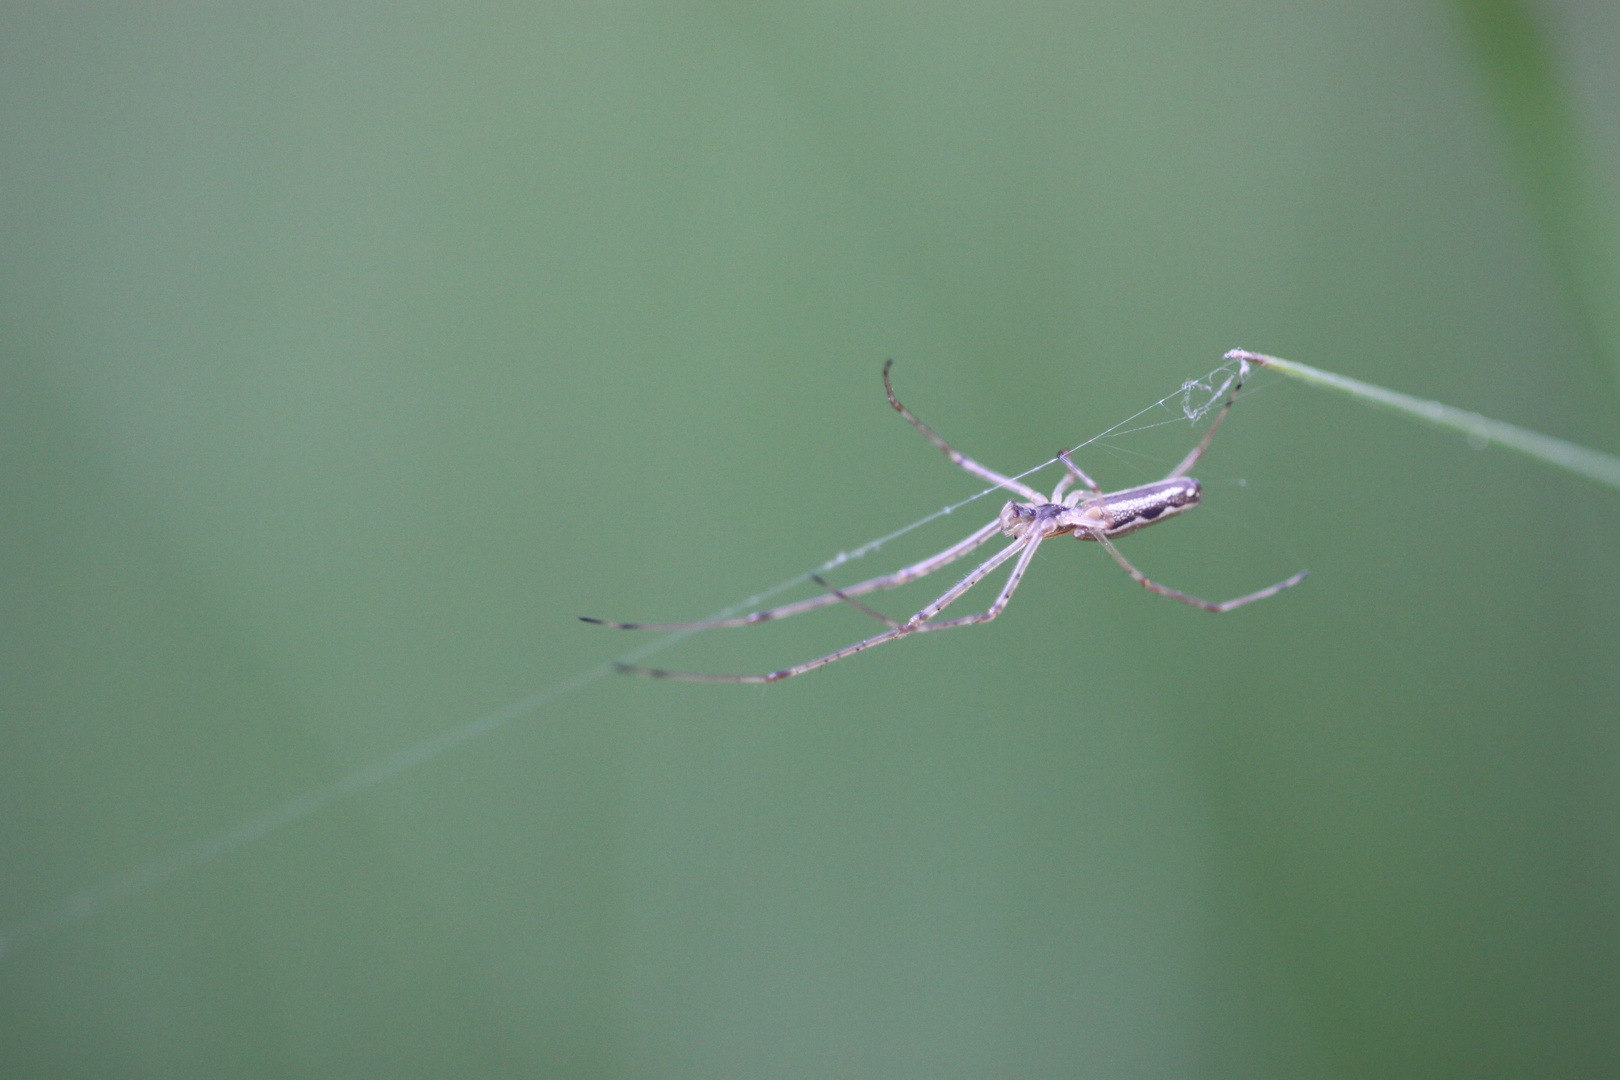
[3,2,1618,1077]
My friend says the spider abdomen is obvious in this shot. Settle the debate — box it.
[1067,477,1202,540]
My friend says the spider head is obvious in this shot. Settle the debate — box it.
[997,500,1042,537]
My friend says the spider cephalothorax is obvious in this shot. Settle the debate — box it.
[997,500,1061,539]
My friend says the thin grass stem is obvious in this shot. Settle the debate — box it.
[1233,350,1620,491]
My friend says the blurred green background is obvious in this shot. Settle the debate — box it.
[3,2,1618,1077]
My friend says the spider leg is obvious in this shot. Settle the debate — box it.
[908,529,1048,633]
[808,573,901,628]
[884,360,1045,502]
[1166,358,1248,479]
[1092,532,1308,612]
[616,532,1033,683]
[1055,449,1103,500]
[581,518,1002,630]
[902,531,1042,626]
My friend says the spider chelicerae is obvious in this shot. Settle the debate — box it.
[583,357,1308,682]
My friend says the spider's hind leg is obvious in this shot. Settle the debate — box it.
[1166,357,1250,480]
[1093,532,1307,612]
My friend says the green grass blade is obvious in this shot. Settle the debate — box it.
[1233,350,1620,491]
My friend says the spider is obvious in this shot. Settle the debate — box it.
[583,359,1308,682]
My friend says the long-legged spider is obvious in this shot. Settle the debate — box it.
[583,359,1307,682]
